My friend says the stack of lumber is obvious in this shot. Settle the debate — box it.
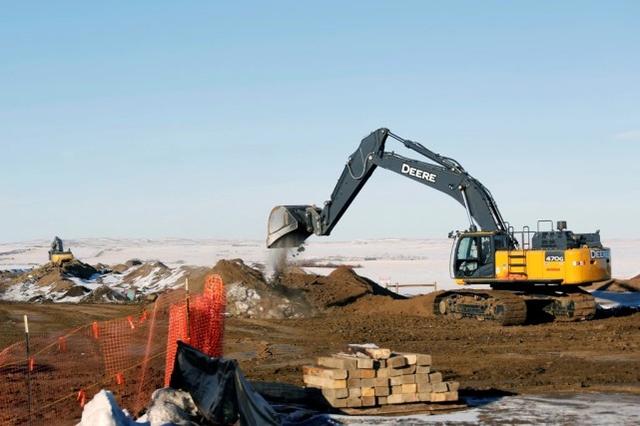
[303,344,459,409]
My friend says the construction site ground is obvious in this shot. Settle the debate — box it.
[2,301,639,398]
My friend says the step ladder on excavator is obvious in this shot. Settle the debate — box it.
[507,226,530,279]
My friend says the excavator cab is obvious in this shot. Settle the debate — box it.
[451,232,512,280]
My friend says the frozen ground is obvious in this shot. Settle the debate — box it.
[1,238,638,293]
[79,390,640,425]
[333,393,640,425]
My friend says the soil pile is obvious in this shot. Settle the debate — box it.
[121,261,171,284]
[195,259,313,319]
[278,266,402,310]
[81,285,128,303]
[585,278,640,293]
[211,259,269,290]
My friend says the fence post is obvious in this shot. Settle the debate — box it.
[23,315,32,426]
[185,278,191,343]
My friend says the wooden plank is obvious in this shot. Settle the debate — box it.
[373,377,389,387]
[430,390,458,402]
[351,368,376,379]
[348,388,361,398]
[361,396,376,407]
[374,386,390,396]
[361,387,375,397]
[387,393,418,404]
[389,365,416,377]
[388,355,408,368]
[317,356,357,370]
[401,384,417,394]
[415,373,430,385]
[347,378,361,388]
[303,375,347,389]
[303,365,348,380]
[416,365,431,374]
[376,367,390,378]
[416,354,432,366]
[429,372,443,383]
[360,378,376,388]
[432,382,448,393]
[390,374,416,386]
[339,401,467,416]
[346,397,363,408]
[395,352,417,365]
[417,382,433,393]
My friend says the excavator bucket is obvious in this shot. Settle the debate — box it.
[267,205,317,248]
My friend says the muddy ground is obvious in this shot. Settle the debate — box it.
[227,311,640,396]
[3,301,637,398]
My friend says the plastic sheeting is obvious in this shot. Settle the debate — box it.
[170,341,280,426]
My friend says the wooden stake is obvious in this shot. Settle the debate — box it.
[24,315,32,426]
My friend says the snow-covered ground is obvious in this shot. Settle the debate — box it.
[1,238,638,293]
[333,393,640,425]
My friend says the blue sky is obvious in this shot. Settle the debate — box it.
[1,1,638,242]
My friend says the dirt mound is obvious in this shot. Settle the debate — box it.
[81,285,128,303]
[279,266,401,310]
[335,293,437,316]
[61,285,91,299]
[211,259,268,290]
[121,261,170,284]
[184,260,313,319]
[584,279,640,293]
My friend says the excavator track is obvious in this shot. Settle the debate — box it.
[525,291,596,322]
[433,289,597,325]
[433,290,528,326]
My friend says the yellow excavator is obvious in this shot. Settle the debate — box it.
[266,128,610,325]
[48,236,75,266]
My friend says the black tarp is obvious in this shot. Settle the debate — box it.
[170,341,281,426]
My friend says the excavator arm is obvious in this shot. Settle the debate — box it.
[267,128,511,248]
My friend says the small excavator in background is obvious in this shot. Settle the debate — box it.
[48,236,74,266]
[267,128,611,325]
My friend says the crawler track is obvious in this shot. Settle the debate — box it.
[433,290,528,326]
[433,289,597,325]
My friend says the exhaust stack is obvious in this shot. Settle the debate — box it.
[266,205,320,248]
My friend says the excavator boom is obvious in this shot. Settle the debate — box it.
[267,128,510,248]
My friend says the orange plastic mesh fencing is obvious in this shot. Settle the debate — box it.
[0,274,226,425]
[163,274,226,386]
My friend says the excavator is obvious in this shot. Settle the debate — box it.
[48,236,75,266]
[266,128,611,325]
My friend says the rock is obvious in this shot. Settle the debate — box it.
[145,388,199,426]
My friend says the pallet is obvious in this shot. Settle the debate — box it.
[339,401,467,416]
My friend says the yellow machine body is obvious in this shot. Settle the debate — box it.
[50,251,74,266]
[455,246,611,286]
[452,228,611,287]
[496,247,610,284]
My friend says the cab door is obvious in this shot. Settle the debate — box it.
[452,234,495,279]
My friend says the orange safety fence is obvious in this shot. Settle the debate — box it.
[0,274,226,425]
